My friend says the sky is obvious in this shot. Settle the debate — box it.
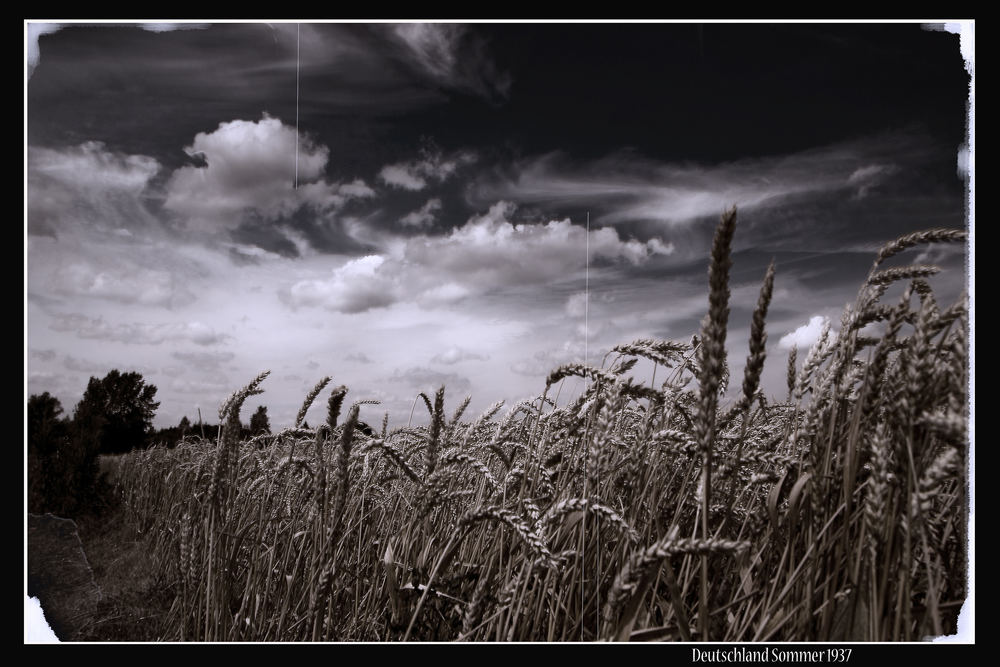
[25,21,973,431]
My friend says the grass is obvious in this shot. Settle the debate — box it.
[106,209,969,642]
[69,474,174,641]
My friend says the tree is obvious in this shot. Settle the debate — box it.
[28,392,66,459]
[75,370,160,454]
[28,392,100,515]
[249,405,270,436]
[28,393,69,513]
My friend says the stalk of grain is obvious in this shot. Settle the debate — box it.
[786,347,797,401]
[739,261,775,413]
[872,228,967,267]
[425,385,446,478]
[694,207,737,640]
[604,532,749,632]
[328,403,359,547]
[296,376,332,428]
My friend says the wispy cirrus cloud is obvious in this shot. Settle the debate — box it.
[847,163,901,199]
[47,260,197,309]
[384,23,511,101]
[49,313,230,346]
[470,133,934,228]
[28,232,210,311]
[28,141,161,238]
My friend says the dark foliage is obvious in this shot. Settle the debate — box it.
[27,392,101,516]
[76,370,160,455]
[249,405,271,436]
[149,418,221,448]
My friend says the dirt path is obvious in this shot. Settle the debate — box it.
[27,513,103,641]
[28,488,176,642]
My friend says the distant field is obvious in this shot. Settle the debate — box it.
[112,214,969,641]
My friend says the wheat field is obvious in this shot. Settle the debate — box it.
[113,210,969,642]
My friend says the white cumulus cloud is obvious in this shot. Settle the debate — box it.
[283,255,397,314]
[283,201,674,314]
[779,315,831,350]
[431,346,490,365]
[164,114,372,232]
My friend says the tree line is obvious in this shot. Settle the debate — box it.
[27,369,270,516]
